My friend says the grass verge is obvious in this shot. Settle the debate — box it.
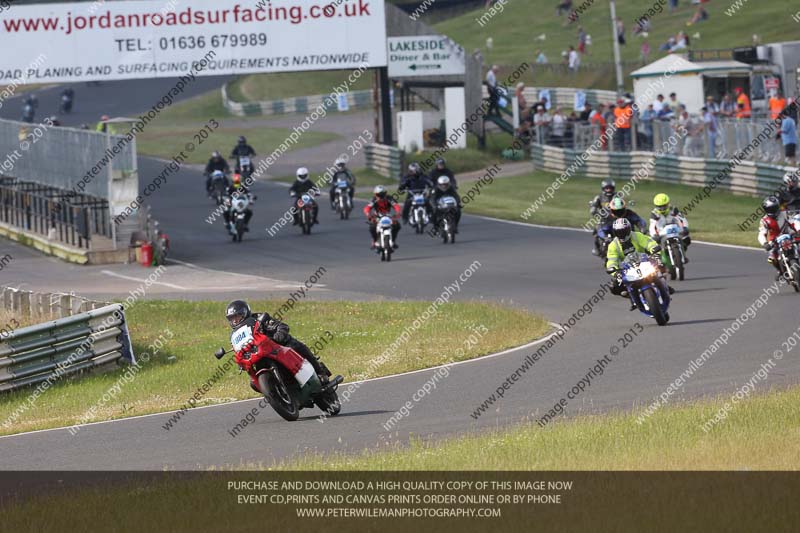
[227,70,373,102]
[274,385,800,470]
[0,300,549,436]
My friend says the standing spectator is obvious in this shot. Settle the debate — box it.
[734,87,751,116]
[590,103,608,150]
[568,46,580,72]
[769,91,788,120]
[639,104,656,150]
[535,49,548,64]
[735,102,751,119]
[579,103,592,122]
[616,18,626,45]
[533,105,551,143]
[705,96,720,115]
[550,107,567,146]
[515,82,528,114]
[781,109,797,165]
[669,92,683,111]
[614,98,633,151]
[653,94,665,114]
[640,39,651,64]
[604,103,616,126]
[556,0,573,16]
[702,105,719,158]
[720,94,736,117]
[485,65,500,115]
[577,26,588,54]
[658,103,674,120]
[668,0,679,12]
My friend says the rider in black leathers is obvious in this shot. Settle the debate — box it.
[399,163,434,224]
[225,300,332,390]
[205,151,231,192]
[328,158,356,210]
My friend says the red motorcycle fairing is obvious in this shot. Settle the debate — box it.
[231,322,311,390]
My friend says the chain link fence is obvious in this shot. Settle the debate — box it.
[526,115,790,165]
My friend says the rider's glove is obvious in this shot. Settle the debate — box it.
[272,328,289,344]
[763,241,773,251]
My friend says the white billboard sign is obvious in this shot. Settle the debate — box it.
[387,35,465,78]
[0,0,387,84]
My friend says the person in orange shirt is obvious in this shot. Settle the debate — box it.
[590,103,608,150]
[769,91,787,120]
[613,98,633,150]
[735,102,751,119]
[735,87,751,114]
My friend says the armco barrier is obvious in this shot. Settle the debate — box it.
[365,143,403,180]
[0,303,135,393]
[531,143,792,197]
[1,286,109,320]
[222,83,373,117]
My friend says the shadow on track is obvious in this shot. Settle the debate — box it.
[665,317,737,326]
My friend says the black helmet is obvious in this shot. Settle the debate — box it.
[762,196,780,217]
[601,179,616,196]
[225,300,251,329]
[237,136,247,144]
[436,158,446,167]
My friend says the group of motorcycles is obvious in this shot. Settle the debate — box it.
[770,211,800,293]
[591,201,686,326]
[20,89,73,124]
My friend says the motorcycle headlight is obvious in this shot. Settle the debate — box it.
[639,262,656,278]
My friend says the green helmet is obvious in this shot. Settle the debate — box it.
[609,197,627,218]
[653,193,670,215]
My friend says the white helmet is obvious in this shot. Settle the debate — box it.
[373,185,387,198]
[612,218,632,242]
[437,175,450,191]
[335,158,346,168]
[783,171,798,188]
[296,167,309,181]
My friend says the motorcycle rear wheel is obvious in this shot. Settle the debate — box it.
[258,371,300,422]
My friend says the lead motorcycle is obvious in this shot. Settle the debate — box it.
[376,215,396,262]
[215,320,342,422]
[619,251,671,325]
[225,193,254,242]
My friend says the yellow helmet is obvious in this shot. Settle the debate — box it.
[653,193,670,215]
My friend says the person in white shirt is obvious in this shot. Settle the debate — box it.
[485,65,500,115]
[550,107,567,146]
[568,46,580,71]
[652,94,665,114]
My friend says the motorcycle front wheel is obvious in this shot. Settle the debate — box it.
[315,388,341,417]
[643,287,668,326]
[258,371,300,421]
